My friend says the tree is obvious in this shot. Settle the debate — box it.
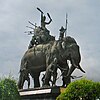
[57,78,100,100]
[0,77,20,100]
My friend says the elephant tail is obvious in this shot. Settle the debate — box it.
[78,64,85,73]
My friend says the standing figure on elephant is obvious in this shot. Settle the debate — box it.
[57,26,66,53]
[59,26,66,40]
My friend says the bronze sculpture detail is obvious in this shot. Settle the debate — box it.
[18,8,85,89]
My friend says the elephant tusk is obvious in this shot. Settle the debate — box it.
[78,64,85,73]
[71,58,85,73]
[73,63,85,73]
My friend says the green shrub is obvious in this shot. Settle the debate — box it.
[57,78,100,100]
[0,77,20,100]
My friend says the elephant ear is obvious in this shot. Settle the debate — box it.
[62,41,66,50]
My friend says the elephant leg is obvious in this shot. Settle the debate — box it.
[66,77,71,86]
[18,74,25,89]
[18,76,22,89]
[52,72,57,86]
[59,62,70,87]
[21,79,25,89]
[62,70,66,87]
[62,75,71,87]
[27,77,30,89]
[30,72,40,88]
[43,72,51,86]
[64,64,76,83]
[34,74,40,88]
[18,76,21,89]
[62,69,71,87]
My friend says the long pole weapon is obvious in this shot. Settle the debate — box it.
[28,21,37,27]
[65,13,68,37]
[37,7,44,14]
[26,26,34,29]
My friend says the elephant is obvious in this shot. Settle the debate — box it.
[18,36,85,89]
[43,36,85,87]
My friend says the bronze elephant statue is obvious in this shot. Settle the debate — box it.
[18,36,85,89]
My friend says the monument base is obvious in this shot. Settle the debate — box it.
[19,86,65,100]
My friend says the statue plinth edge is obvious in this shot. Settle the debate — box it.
[18,86,65,99]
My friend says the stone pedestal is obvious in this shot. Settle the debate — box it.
[19,86,65,100]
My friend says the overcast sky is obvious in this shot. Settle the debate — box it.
[0,0,100,86]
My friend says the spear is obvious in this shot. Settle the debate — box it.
[65,13,68,37]
[26,26,34,29]
[28,21,37,27]
[37,7,44,14]
[24,31,34,35]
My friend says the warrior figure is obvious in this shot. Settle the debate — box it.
[59,26,66,40]
[28,8,54,49]
[43,58,58,86]
[37,8,52,30]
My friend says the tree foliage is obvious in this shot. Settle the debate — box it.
[57,78,100,100]
[0,77,20,100]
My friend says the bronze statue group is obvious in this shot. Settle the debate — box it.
[18,8,85,89]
